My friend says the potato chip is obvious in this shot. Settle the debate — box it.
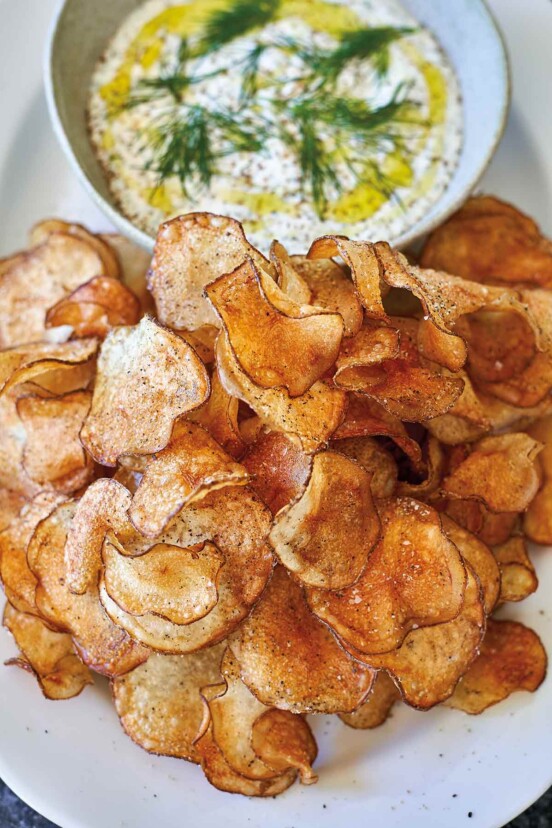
[103,540,224,625]
[334,322,400,384]
[45,276,141,338]
[100,233,154,314]
[446,620,547,714]
[269,241,312,306]
[80,317,209,465]
[216,331,346,452]
[269,451,379,589]
[101,486,274,653]
[130,422,248,537]
[493,536,538,604]
[0,338,98,396]
[290,255,363,337]
[188,365,245,459]
[397,435,443,498]
[524,414,552,544]
[442,433,542,513]
[230,566,375,714]
[440,498,518,548]
[251,708,318,785]
[420,196,552,288]
[242,430,312,514]
[30,219,121,279]
[440,516,500,613]
[0,488,26,532]
[339,671,400,729]
[206,259,343,397]
[3,602,93,700]
[149,213,272,330]
[112,644,225,761]
[27,501,149,677]
[306,497,466,656]
[0,233,108,348]
[356,567,485,709]
[17,391,94,494]
[0,491,65,615]
[334,437,397,498]
[179,325,218,365]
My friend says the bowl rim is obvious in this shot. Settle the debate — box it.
[44,0,511,252]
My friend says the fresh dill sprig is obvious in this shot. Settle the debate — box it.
[239,44,267,102]
[147,106,216,194]
[198,0,280,55]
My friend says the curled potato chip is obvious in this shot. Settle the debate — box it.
[101,486,273,653]
[149,213,272,330]
[0,338,98,396]
[0,233,107,348]
[334,437,397,498]
[269,451,379,589]
[269,241,313,306]
[524,415,552,544]
[45,276,141,338]
[446,620,547,714]
[30,219,120,279]
[420,196,552,288]
[242,430,312,514]
[306,498,466,656]
[339,671,400,729]
[3,602,93,700]
[356,566,485,708]
[251,708,318,785]
[188,365,245,459]
[81,317,209,465]
[396,435,443,498]
[206,259,343,397]
[442,433,542,513]
[27,501,149,677]
[103,540,224,625]
[290,255,363,337]
[334,323,400,384]
[493,536,538,604]
[112,644,225,761]
[100,233,154,313]
[0,491,65,615]
[17,391,94,494]
[230,566,375,714]
[440,498,518,548]
[216,331,346,452]
[130,422,248,537]
[441,515,500,614]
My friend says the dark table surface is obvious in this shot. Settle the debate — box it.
[1,779,550,827]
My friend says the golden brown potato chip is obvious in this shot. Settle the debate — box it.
[460,310,536,384]
[130,422,248,537]
[17,391,94,494]
[230,566,375,714]
[306,497,466,656]
[30,219,120,279]
[112,644,225,761]
[339,671,400,729]
[179,325,218,365]
[242,430,312,514]
[357,566,485,709]
[0,233,107,348]
[290,255,363,337]
[417,316,467,372]
[45,276,141,338]
[334,323,400,383]
[440,498,518,548]
[103,540,224,625]
[493,536,538,604]
[0,491,65,615]
[0,488,26,532]
[442,433,542,513]
[216,331,346,452]
[524,415,552,544]
[80,317,209,465]
[3,602,93,700]
[101,486,274,653]
[441,516,500,613]
[99,233,153,313]
[188,365,245,459]
[446,619,547,714]
[0,338,98,396]
[396,435,444,498]
[251,708,318,785]
[206,259,343,397]
[269,451,379,588]
[149,213,272,330]
[334,437,398,499]
[420,196,552,288]
[269,242,313,306]
[27,501,149,677]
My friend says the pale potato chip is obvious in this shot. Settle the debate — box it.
[130,421,248,537]
[3,602,93,700]
[30,219,120,279]
[446,619,547,714]
[80,317,209,465]
[339,671,400,729]
[269,451,379,589]
[0,488,26,532]
[493,536,538,604]
[230,566,375,714]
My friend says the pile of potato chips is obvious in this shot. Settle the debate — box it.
[0,198,549,796]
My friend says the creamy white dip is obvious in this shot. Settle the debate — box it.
[89,0,463,251]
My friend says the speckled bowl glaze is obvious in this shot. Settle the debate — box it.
[45,0,510,251]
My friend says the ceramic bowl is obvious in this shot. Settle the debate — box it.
[45,0,510,251]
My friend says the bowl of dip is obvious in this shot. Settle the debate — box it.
[46,0,509,252]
